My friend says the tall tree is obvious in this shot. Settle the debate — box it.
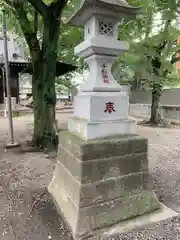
[114,0,180,124]
[1,0,76,147]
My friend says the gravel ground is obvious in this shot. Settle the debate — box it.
[1,113,180,239]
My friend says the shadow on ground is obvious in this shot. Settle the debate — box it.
[15,190,72,240]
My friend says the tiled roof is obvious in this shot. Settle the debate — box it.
[0,35,27,63]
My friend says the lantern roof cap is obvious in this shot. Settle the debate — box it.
[67,0,141,26]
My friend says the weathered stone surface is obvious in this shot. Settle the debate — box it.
[143,170,154,190]
[49,132,161,240]
[81,190,160,232]
[48,178,82,236]
[49,175,160,240]
[49,160,152,208]
[58,145,148,183]
[81,171,149,207]
[58,131,148,161]
[50,161,81,207]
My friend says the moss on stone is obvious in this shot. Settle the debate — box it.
[59,130,145,145]
[58,130,148,161]
[91,190,161,230]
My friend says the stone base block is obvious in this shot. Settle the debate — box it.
[68,117,136,140]
[86,204,179,239]
[48,131,161,240]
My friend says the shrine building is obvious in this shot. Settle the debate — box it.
[0,34,76,104]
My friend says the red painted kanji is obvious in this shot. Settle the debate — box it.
[101,64,109,83]
[104,102,115,114]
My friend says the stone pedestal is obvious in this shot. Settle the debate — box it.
[48,131,160,240]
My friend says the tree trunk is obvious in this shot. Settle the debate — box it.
[150,83,162,125]
[31,21,60,148]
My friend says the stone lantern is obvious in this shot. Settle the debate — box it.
[48,1,161,239]
[67,0,141,140]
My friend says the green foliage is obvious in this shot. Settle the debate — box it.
[0,0,83,86]
[57,22,83,68]
[114,0,180,89]
[55,72,79,96]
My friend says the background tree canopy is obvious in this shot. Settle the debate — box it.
[113,0,180,124]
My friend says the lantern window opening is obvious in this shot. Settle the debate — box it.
[99,20,114,36]
[86,21,92,36]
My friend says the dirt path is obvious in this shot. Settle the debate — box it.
[0,113,73,240]
[0,113,180,239]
